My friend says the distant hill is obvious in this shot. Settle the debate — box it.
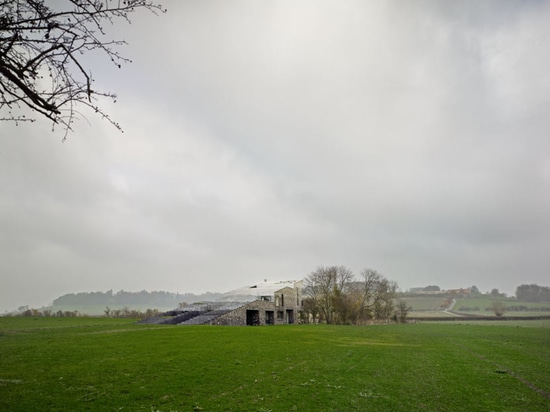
[50,290,223,314]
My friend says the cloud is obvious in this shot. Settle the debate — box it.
[1,1,549,311]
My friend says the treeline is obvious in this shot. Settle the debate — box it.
[10,307,162,318]
[302,266,409,325]
[13,308,80,317]
[515,284,550,302]
[52,290,222,308]
[408,285,442,293]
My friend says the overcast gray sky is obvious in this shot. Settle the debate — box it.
[2,0,549,312]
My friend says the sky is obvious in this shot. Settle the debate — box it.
[1,0,550,312]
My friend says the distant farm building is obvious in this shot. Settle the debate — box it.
[151,280,303,326]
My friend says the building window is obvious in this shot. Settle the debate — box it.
[277,311,284,320]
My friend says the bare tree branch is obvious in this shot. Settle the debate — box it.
[0,0,166,140]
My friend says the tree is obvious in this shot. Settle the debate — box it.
[395,300,411,323]
[424,285,440,292]
[303,266,400,325]
[356,269,397,322]
[301,296,319,324]
[1,0,165,139]
[371,277,397,320]
[358,268,382,318]
[515,284,550,302]
[490,288,503,297]
[490,300,506,317]
[304,266,354,324]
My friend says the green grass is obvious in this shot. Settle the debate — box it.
[402,296,446,311]
[408,310,457,318]
[455,297,550,312]
[454,297,550,318]
[405,295,550,318]
[1,318,549,411]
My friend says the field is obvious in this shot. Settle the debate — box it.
[404,296,446,311]
[453,297,550,317]
[405,295,550,318]
[1,318,549,411]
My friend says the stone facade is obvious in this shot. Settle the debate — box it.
[212,286,302,326]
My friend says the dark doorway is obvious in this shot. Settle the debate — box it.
[265,311,274,325]
[286,309,294,324]
[246,310,260,326]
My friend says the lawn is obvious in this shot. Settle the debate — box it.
[1,318,549,411]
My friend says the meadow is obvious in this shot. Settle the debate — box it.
[1,317,549,411]
[405,295,550,318]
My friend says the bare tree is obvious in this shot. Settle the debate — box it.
[490,300,507,317]
[304,266,402,324]
[357,268,382,320]
[304,266,354,325]
[354,269,399,322]
[301,296,319,324]
[395,299,411,323]
[0,0,165,139]
[336,282,364,325]
[372,277,397,320]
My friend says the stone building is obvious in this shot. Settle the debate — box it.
[214,282,303,326]
[155,280,303,326]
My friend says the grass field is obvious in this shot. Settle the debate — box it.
[1,318,549,411]
[403,296,446,312]
[405,295,550,318]
[454,297,550,313]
